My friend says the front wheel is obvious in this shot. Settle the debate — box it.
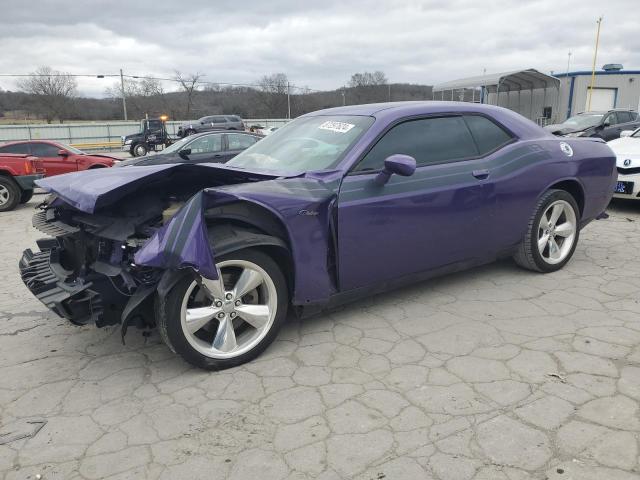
[514,189,580,272]
[133,143,148,157]
[158,249,288,370]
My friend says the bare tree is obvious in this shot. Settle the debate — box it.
[256,73,289,117]
[348,71,388,103]
[174,71,203,119]
[17,66,78,123]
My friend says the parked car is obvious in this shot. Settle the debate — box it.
[0,140,116,176]
[608,127,640,200]
[177,115,245,137]
[0,153,44,211]
[257,126,279,136]
[117,131,261,167]
[122,117,175,157]
[20,102,616,370]
[545,109,640,141]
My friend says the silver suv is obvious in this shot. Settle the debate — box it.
[177,115,245,137]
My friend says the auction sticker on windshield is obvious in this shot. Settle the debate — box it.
[319,121,355,133]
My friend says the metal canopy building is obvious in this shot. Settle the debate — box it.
[433,69,561,124]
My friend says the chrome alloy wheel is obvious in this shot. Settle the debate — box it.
[537,199,577,265]
[180,259,277,359]
[0,185,9,206]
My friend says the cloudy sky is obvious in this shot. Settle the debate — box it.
[1,0,638,97]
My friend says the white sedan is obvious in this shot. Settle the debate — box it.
[608,128,640,200]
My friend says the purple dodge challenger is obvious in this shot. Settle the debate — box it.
[19,102,617,369]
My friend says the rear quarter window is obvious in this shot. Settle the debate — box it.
[463,115,513,155]
[0,143,30,154]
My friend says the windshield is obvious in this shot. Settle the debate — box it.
[227,115,374,173]
[160,136,193,155]
[562,114,603,130]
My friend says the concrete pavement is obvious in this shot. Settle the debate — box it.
[1,197,640,479]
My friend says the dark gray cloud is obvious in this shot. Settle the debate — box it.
[0,0,638,97]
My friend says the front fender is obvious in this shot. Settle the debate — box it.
[134,180,340,305]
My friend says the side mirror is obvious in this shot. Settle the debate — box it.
[178,148,191,159]
[620,130,634,138]
[58,149,69,157]
[375,154,417,185]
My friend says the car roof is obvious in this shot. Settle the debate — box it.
[1,139,59,145]
[187,131,258,139]
[578,109,636,114]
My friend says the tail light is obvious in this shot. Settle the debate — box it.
[27,156,45,174]
[23,160,34,175]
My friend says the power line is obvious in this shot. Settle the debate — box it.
[0,72,324,92]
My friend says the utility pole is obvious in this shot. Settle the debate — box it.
[286,82,291,119]
[388,84,391,102]
[120,68,128,121]
[587,17,603,111]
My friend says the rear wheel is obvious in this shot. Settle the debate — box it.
[158,249,288,370]
[0,177,20,212]
[514,189,580,272]
[19,189,34,204]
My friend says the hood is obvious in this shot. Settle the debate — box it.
[543,124,586,136]
[114,153,179,167]
[607,136,640,157]
[35,163,285,213]
[123,132,143,141]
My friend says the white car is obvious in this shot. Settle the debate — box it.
[608,128,640,200]
[258,126,279,136]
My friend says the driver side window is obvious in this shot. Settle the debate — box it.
[187,135,222,154]
[354,116,478,172]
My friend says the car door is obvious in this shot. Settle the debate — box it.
[30,142,76,176]
[183,134,224,163]
[225,133,258,161]
[615,111,639,137]
[336,114,500,292]
[211,116,229,131]
[600,112,621,141]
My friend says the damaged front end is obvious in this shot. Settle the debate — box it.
[20,194,168,330]
[18,163,282,336]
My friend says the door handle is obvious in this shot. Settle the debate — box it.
[472,169,490,179]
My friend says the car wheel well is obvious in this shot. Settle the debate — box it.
[88,164,107,169]
[205,217,294,299]
[548,180,584,215]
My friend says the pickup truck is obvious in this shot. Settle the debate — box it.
[0,154,45,212]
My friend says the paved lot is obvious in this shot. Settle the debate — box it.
[2,197,640,480]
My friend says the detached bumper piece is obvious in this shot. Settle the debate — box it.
[19,242,104,326]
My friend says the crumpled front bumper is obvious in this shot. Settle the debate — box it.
[19,238,104,325]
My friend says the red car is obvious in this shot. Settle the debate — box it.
[0,153,44,211]
[0,140,116,176]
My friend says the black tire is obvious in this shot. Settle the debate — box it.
[0,176,21,212]
[158,248,288,370]
[185,129,196,136]
[133,143,148,157]
[514,189,580,273]
[19,189,34,204]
